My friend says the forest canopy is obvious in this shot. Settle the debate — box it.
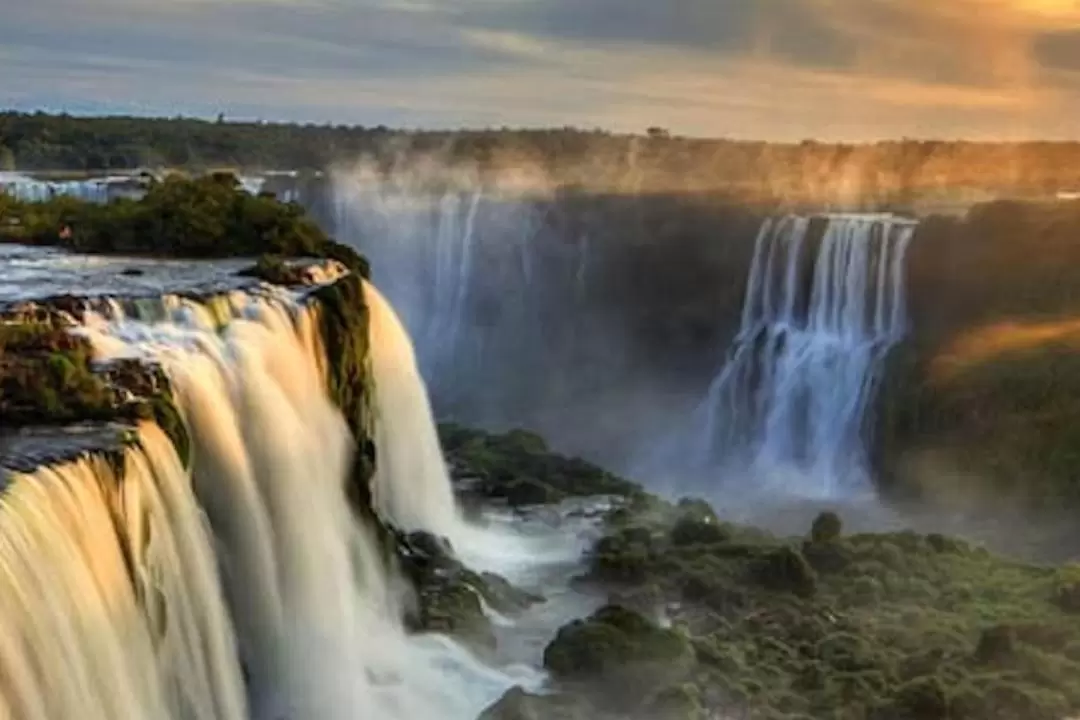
[0,172,366,271]
[5,110,1080,206]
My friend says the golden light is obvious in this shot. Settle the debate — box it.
[1002,0,1080,24]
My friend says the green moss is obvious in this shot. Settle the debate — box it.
[478,687,595,720]
[1,175,368,272]
[0,322,116,424]
[439,423,646,506]
[576,497,1080,720]
[312,274,376,514]
[810,511,843,544]
[646,684,706,720]
[543,605,695,700]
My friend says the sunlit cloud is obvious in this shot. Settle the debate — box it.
[1,0,1079,138]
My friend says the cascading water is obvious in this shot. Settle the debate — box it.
[330,168,592,431]
[0,172,130,203]
[66,285,534,719]
[0,424,247,720]
[669,213,915,498]
[365,279,463,539]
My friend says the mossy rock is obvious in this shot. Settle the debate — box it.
[810,511,843,544]
[543,605,695,695]
[671,517,731,547]
[752,546,818,598]
[398,530,541,654]
[407,574,495,653]
[312,275,379,527]
[439,423,645,505]
[478,687,593,720]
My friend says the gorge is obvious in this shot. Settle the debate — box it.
[5,170,1080,719]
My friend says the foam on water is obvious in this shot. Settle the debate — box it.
[71,285,543,719]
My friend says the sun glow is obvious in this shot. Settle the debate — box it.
[1006,0,1080,24]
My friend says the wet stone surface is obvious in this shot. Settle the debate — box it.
[0,422,134,477]
[0,244,259,306]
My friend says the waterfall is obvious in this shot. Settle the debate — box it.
[364,279,463,540]
[678,214,915,497]
[0,424,247,720]
[329,168,583,430]
[330,172,492,393]
[0,172,128,203]
[65,284,523,719]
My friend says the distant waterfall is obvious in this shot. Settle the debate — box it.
[0,425,246,720]
[0,172,124,203]
[330,170,589,427]
[63,285,521,719]
[676,214,915,497]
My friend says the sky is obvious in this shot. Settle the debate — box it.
[2,0,1080,140]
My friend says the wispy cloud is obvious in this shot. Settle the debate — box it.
[1,0,1078,138]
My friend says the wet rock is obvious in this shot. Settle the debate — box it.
[478,687,593,720]
[399,530,540,653]
[543,605,695,693]
[0,422,134,477]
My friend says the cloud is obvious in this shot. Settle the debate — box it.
[1,0,1079,138]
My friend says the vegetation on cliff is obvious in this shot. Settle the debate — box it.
[881,199,1080,510]
[6,111,1080,206]
[439,423,646,510]
[0,320,189,460]
[0,173,367,272]
[311,274,377,518]
[581,498,1080,719]
[450,425,1080,720]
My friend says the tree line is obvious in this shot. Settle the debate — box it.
[4,111,1080,205]
[0,172,366,272]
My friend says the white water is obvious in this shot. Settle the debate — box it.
[0,425,246,720]
[362,275,594,642]
[0,172,135,203]
[330,168,588,429]
[72,286,538,719]
[365,279,464,540]
[674,214,915,498]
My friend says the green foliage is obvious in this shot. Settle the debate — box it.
[810,511,843,544]
[6,112,1080,206]
[646,684,706,720]
[479,687,595,720]
[543,605,695,700]
[754,546,818,598]
[0,322,114,424]
[311,275,377,520]
[0,174,366,270]
[0,321,193,464]
[577,494,1080,719]
[438,423,646,507]
[881,200,1080,509]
